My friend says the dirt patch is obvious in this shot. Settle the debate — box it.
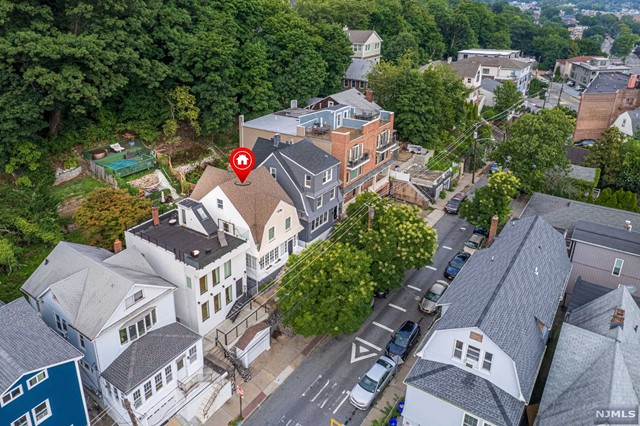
[57,196,85,217]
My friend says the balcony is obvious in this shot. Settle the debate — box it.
[347,150,371,170]
[376,138,398,154]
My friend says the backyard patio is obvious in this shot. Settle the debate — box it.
[83,140,156,179]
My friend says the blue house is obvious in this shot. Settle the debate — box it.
[0,298,89,426]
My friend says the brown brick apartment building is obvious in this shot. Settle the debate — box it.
[240,89,397,203]
[574,73,640,141]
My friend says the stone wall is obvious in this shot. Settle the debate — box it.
[54,166,83,186]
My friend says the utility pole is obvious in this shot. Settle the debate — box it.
[367,205,374,230]
[472,131,478,184]
[556,78,565,107]
[124,399,139,426]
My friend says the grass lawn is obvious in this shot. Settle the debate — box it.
[0,244,52,303]
[51,176,107,203]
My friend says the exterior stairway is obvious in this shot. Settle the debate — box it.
[196,374,228,423]
[226,294,251,322]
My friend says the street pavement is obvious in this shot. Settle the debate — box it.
[245,209,476,426]
[528,82,580,113]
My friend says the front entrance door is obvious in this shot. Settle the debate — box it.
[236,278,244,298]
[288,238,294,254]
[176,356,187,380]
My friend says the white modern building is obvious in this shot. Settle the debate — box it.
[457,49,524,60]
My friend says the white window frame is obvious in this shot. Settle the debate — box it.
[322,169,333,184]
[453,340,464,360]
[268,227,275,241]
[316,196,323,209]
[118,308,157,346]
[165,366,173,383]
[27,370,48,390]
[217,199,223,209]
[32,400,52,425]
[54,314,67,332]
[462,413,479,426]
[466,345,481,362]
[189,346,198,362]
[125,290,144,308]
[144,381,153,399]
[285,217,291,231]
[612,258,624,276]
[1,385,23,407]
[304,175,311,188]
[482,352,493,372]
[154,373,163,391]
[79,334,86,349]
[330,188,336,201]
[269,167,277,179]
[224,259,232,278]
[133,390,142,408]
[11,414,31,426]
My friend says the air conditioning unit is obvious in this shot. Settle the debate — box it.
[465,358,478,369]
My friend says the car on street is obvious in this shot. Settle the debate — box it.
[576,85,584,91]
[575,139,595,147]
[444,251,471,280]
[567,80,575,87]
[474,226,489,237]
[464,233,486,255]
[374,289,388,298]
[419,280,449,314]
[444,192,466,214]
[349,356,397,410]
[385,321,421,360]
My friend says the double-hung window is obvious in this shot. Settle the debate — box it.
[213,267,220,286]
[462,413,479,426]
[55,314,67,332]
[32,400,52,425]
[330,188,336,200]
[155,373,163,391]
[165,366,173,383]
[189,346,198,361]
[133,390,142,408]
[316,196,323,209]
[79,334,86,349]
[144,381,153,399]
[201,301,210,322]
[304,175,311,188]
[453,340,464,360]
[322,169,332,184]
[285,217,291,231]
[199,275,207,294]
[226,286,233,305]
[214,294,222,312]
[268,227,275,241]
[224,260,232,278]
[269,167,277,179]
[11,414,30,426]
[466,345,481,362]
[612,258,624,276]
[2,385,23,406]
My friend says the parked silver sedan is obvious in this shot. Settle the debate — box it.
[349,356,397,410]
[419,280,449,314]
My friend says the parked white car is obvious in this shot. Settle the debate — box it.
[349,356,397,410]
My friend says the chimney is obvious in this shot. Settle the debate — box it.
[628,74,638,89]
[447,56,452,64]
[273,133,281,147]
[365,89,374,102]
[152,206,160,226]
[611,307,625,329]
[290,99,298,109]
[113,239,123,254]
[624,220,633,232]
[487,215,499,246]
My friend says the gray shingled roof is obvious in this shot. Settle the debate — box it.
[406,361,524,426]
[345,58,375,81]
[450,60,482,79]
[521,193,640,237]
[101,322,200,393]
[344,29,377,44]
[481,78,503,93]
[536,287,640,425]
[565,146,590,165]
[568,277,640,312]
[327,88,381,113]
[407,216,571,426]
[584,72,629,95]
[572,220,640,256]
[254,137,339,175]
[21,242,174,340]
[0,298,82,392]
[455,57,530,70]
[567,164,597,183]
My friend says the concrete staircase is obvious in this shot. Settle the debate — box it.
[196,375,228,423]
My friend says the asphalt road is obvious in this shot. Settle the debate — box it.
[528,82,580,112]
[245,211,475,426]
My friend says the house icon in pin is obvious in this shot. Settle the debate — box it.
[236,154,249,166]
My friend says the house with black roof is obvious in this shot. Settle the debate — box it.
[403,216,572,426]
[253,137,343,245]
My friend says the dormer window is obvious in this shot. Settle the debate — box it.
[482,352,493,371]
[305,175,311,188]
[466,345,480,363]
[322,169,332,184]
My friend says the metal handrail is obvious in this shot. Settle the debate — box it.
[177,372,213,395]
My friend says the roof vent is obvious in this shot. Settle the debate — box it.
[534,267,539,275]
[218,230,228,248]
[624,220,633,232]
[491,256,495,261]
[190,249,200,258]
[611,307,625,329]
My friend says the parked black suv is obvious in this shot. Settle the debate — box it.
[444,192,466,214]
[385,321,421,360]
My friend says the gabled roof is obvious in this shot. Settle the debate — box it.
[345,58,375,81]
[521,193,640,237]
[326,88,381,112]
[568,277,640,313]
[101,322,200,393]
[565,146,590,165]
[344,29,380,44]
[572,220,640,256]
[536,287,640,425]
[21,242,174,340]
[481,78,503,93]
[407,216,571,426]
[617,107,640,135]
[450,60,482,79]
[0,298,82,392]
[567,164,597,183]
[191,167,295,246]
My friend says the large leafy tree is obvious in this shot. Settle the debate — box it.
[333,192,438,292]
[617,138,640,193]
[494,81,523,115]
[74,188,151,249]
[460,172,520,229]
[585,126,625,187]
[277,241,374,337]
[492,108,574,193]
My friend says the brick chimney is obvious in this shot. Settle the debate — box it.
[113,239,123,254]
[487,215,499,246]
[365,89,374,102]
[152,206,160,226]
[629,74,638,89]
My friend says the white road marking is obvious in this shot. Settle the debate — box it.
[320,383,337,408]
[388,303,406,312]
[407,284,421,291]
[426,266,437,270]
[442,246,452,250]
[355,337,383,352]
[301,375,322,397]
[460,227,467,230]
[373,321,394,332]
[334,391,351,414]
[350,342,377,363]
[311,379,330,402]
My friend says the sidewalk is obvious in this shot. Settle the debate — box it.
[423,169,480,227]
[205,334,326,425]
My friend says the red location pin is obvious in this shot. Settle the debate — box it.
[229,147,256,184]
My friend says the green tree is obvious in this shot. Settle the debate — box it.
[277,241,374,337]
[596,188,639,212]
[492,108,574,193]
[585,126,625,186]
[494,81,523,115]
[4,141,43,187]
[617,138,640,193]
[577,37,604,56]
[612,31,639,59]
[164,86,201,138]
[74,188,151,249]
[333,192,438,292]
[459,172,520,228]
